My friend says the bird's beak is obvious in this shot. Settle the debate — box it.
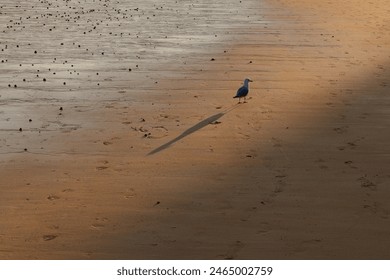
[249,79,253,82]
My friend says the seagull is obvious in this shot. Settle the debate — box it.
[233,78,253,103]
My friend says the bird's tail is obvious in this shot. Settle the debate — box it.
[233,96,239,98]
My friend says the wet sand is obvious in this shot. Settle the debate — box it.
[0,0,389,259]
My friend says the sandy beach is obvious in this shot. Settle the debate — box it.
[0,0,389,259]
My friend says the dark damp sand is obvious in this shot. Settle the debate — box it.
[0,0,389,259]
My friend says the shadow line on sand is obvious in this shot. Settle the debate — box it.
[147,104,240,155]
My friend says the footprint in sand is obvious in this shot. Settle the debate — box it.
[273,183,285,194]
[347,142,357,149]
[272,170,287,194]
[47,194,60,201]
[333,126,348,134]
[271,137,283,148]
[363,202,388,219]
[221,240,245,260]
[123,188,136,199]
[91,217,109,230]
[363,204,378,214]
[149,126,169,139]
[256,222,271,234]
[315,158,328,170]
[338,114,347,120]
[96,166,108,171]
[326,102,335,107]
[358,175,377,191]
[344,160,357,169]
[90,223,105,230]
[42,234,58,241]
[359,112,370,120]
[338,138,364,151]
[238,132,251,140]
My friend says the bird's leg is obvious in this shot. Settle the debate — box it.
[243,96,247,103]
[238,97,241,104]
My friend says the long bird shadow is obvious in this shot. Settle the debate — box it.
[148,104,239,155]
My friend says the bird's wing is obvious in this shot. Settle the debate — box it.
[235,86,248,97]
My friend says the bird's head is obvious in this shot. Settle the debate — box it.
[245,78,253,83]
